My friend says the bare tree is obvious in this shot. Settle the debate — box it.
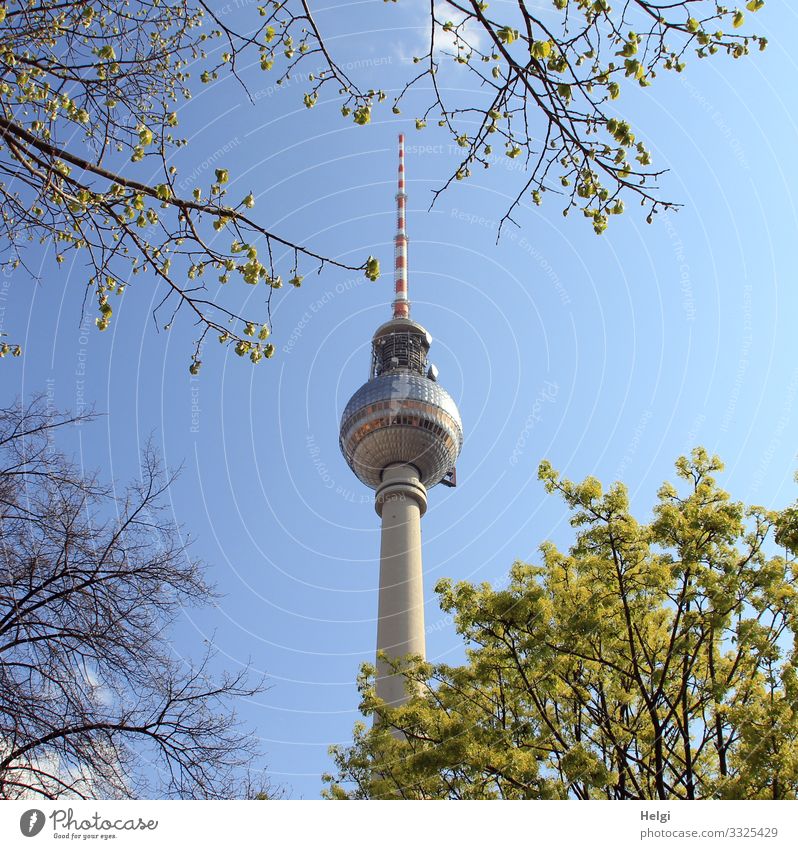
[0,396,268,799]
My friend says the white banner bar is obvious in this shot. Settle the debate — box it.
[1,799,796,848]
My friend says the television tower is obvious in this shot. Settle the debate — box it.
[339,134,464,708]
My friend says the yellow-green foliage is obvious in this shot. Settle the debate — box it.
[326,449,798,800]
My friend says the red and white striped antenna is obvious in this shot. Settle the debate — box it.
[393,133,409,319]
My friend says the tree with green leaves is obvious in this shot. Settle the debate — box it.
[0,1,768,365]
[400,0,767,234]
[325,449,798,800]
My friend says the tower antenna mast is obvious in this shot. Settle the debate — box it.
[393,133,409,320]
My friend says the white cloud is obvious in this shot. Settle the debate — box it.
[391,1,484,65]
[432,2,483,54]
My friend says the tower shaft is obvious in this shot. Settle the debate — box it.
[393,133,409,320]
[374,463,427,707]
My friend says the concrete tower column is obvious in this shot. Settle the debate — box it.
[374,462,428,708]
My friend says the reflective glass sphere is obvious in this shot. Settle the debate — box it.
[340,372,463,489]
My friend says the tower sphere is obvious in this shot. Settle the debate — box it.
[339,367,463,490]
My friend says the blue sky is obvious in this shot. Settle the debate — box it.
[2,1,797,798]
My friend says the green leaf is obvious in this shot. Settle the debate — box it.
[497,27,518,45]
[365,256,380,281]
[353,106,371,125]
